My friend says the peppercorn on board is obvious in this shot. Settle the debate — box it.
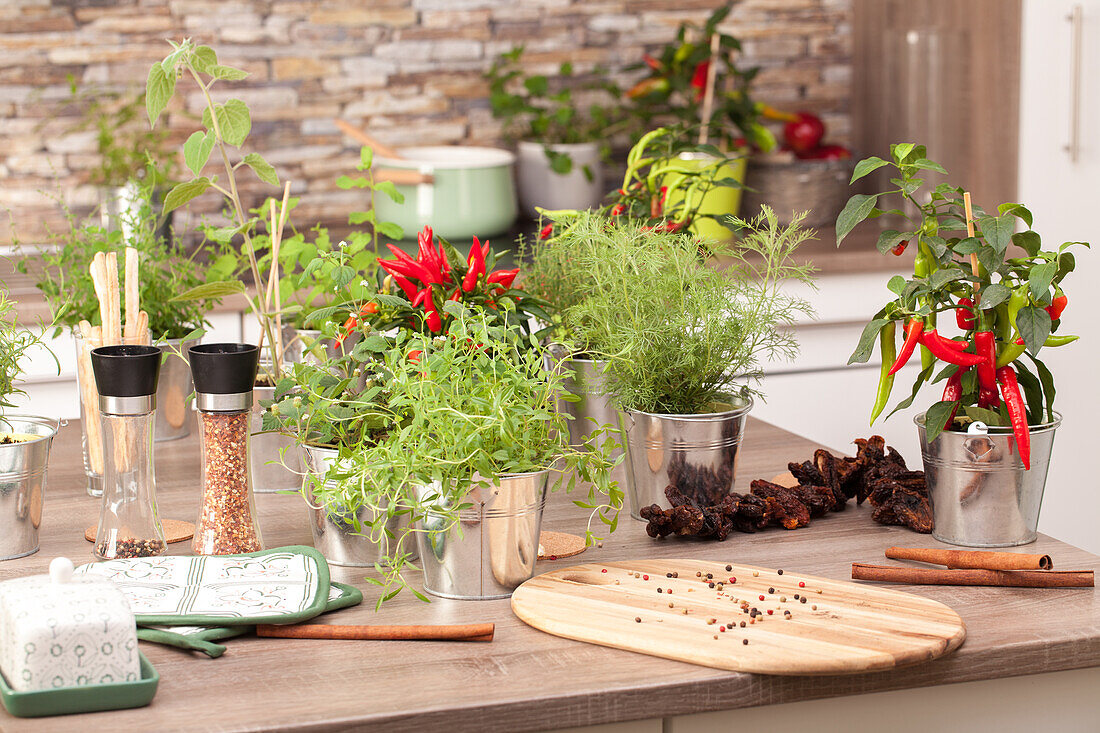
[511,559,965,675]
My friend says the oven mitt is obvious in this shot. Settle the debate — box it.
[76,546,331,626]
[137,581,363,658]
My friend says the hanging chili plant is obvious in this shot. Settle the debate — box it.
[840,143,1088,469]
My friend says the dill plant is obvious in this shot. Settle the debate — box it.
[566,208,816,414]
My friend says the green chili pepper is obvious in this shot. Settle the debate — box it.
[994,302,1011,342]
[1006,285,1029,328]
[1045,334,1078,347]
[995,341,1027,369]
[913,249,935,371]
[870,321,896,426]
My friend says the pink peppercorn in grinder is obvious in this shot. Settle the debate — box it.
[188,343,264,555]
[90,344,167,560]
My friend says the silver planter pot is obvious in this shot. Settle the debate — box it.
[621,395,753,520]
[302,445,418,567]
[0,415,59,560]
[154,338,194,442]
[415,470,550,600]
[99,183,172,244]
[283,328,349,366]
[916,412,1061,547]
[251,386,303,494]
[543,348,620,448]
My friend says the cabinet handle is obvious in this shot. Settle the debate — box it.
[1065,4,1084,163]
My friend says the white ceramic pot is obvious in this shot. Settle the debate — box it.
[516,141,605,214]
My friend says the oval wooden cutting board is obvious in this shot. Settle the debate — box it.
[511,559,965,676]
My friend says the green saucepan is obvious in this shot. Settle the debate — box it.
[375,146,519,241]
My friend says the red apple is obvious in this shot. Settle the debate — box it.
[796,144,851,161]
[783,112,826,154]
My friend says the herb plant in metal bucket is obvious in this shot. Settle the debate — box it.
[839,143,1086,547]
[564,210,815,519]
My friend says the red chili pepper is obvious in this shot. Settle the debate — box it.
[610,203,625,216]
[335,314,357,346]
[921,329,986,367]
[657,220,686,233]
[887,318,923,375]
[539,224,554,240]
[486,268,518,291]
[448,288,460,302]
[643,53,662,71]
[361,301,379,315]
[407,350,422,364]
[939,367,967,428]
[956,297,976,330]
[385,245,438,284]
[690,60,710,100]
[996,365,1031,470]
[462,237,486,292]
[417,226,441,277]
[891,240,909,256]
[424,298,442,333]
[974,330,999,408]
[411,288,428,308]
[390,272,418,301]
[1046,292,1068,321]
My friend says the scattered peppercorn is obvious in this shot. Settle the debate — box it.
[743,639,749,645]
[740,621,746,628]
[708,582,715,588]
[812,605,817,611]
[767,609,774,615]
[635,617,641,623]
[597,542,603,548]
[696,571,702,577]
[768,587,775,594]
[798,581,805,588]
[759,595,765,601]
[658,588,663,593]
[793,593,800,599]
[777,569,783,575]
[672,572,678,578]
[601,569,607,573]
[729,577,736,583]
[725,565,733,571]
[780,596,787,602]
[666,573,673,578]
[706,618,716,625]
[713,635,718,640]
[668,602,674,608]
[719,626,726,632]
[642,575,649,581]
[667,589,673,594]
[816,589,822,594]
[706,573,713,579]
[752,571,759,577]
[801,597,807,604]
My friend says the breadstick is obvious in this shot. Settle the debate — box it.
[78,321,104,476]
[105,251,121,345]
[124,247,139,341]
[90,252,110,336]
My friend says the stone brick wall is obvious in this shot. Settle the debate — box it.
[0,0,851,245]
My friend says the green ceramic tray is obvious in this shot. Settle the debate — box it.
[0,652,158,718]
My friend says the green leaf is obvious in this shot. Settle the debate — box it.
[374,180,404,204]
[997,202,1033,228]
[962,405,1005,426]
[1054,251,1075,284]
[242,152,279,185]
[875,229,906,255]
[886,275,906,295]
[303,305,342,324]
[891,143,915,162]
[211,64,249,81]
[976,282,1010,309]
[145,61,175,126]
[359,145,374,171]
[375,221,404,240]
[1030,354,1057,423]
[183,130,215,176]
[162,177,212,213]
[202,99,251,147]
[172,279,245,302]
[929,269,968,291]
[910,158,948,174]
[191,45,218,75]
[523,75,548,95]
[1028,261,1057,302]
[836,194,878,246]
[1016,306,1052,355]
[850,156,889,183]
[1011,230,1040,256]
[1012,359,1045,425]
[925,400,958,442]
[978,214,1013,254]
[205,225,243,244]
[952,237,982,255]
[848,318,890,365]
[886,363,935,419]
[348,211,372,225]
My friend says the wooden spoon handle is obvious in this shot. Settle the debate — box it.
[256,622,495,642]
[374,169,435,186]
[333,119,403,160]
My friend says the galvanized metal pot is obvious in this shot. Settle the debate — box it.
[251,385,302,494]
[415,470,550,600]
[99,183,171,244]
[302,445,418,567]
[916,412,1061,547]
[154,338,193,442]
[621,395,753,520]
[0,415,60,560]
[543,347,619,448]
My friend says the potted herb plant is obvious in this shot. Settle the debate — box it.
[564,210,815,518]
[840,143,1085,547]
[337,306,620,604]
[487,46,622,213]
[0,286,60,560]
[19,188,211,444]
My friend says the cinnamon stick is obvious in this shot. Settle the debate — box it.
[886,546,1053,571]
[255,623,495,642]
[852,563,1093,588]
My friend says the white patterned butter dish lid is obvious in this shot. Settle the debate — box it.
[0,557,140,693]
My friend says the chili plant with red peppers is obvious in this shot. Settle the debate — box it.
[327,225,550,344]
[841,144,1088,461]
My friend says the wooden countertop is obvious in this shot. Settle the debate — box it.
[3,418,1097,731]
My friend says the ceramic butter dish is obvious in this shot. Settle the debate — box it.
[0,557,140,693]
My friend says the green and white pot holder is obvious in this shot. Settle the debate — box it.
[75,546,331,626]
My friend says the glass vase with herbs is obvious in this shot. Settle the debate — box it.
[839,144,1085,546]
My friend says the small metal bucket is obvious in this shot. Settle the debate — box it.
[621,395,753,520]
[302,445,418,566]
[414,470,550,600]
[283,329,348,367]
[251,385,303,494]
[543,347,620,447]
[916,412,1061,547]
[0,415,60,560]
[154,338,193,442]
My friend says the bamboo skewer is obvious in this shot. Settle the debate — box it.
[697,33,722,147]
[963,191,981,301]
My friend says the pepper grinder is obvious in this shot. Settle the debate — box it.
[188,343,264,555]
[90,344,166,559]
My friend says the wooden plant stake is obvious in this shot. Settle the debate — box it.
[697,33,722,146]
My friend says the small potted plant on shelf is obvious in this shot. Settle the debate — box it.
[563,209,816,519]
[0,285,60,560]
[20,185,212,445]
[840,143,1085,547]
[309,305,620,605]
[487,46,622,214]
